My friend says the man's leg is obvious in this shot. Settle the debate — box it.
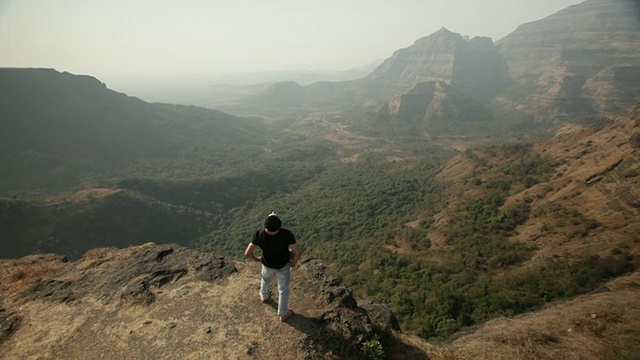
[275,265,291,317]
[260,265,274,301]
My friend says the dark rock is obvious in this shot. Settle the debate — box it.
[120,278,156,305]
[246,340,258,355]
[297,257,377,356]
[0,297,21,345]
[328,287,358,309]
[299,258,327,281]
[0,311,21,345]
[360,302,401,331]
[22,279,75,303]
[191,254,237,282]
[630,133,640,148]
[320,308,373,347]
[325,276,340,286]
[78,244,237,304]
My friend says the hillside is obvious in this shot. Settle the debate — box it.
[0,68,269,195]
[497,0,640,120]
[0,188,215,260]
[432,104,640,266]
[372,80,493,137]
[1,244,638,360]
[307,102,640,343]
[360,28,510,101]
[234,27,510,127]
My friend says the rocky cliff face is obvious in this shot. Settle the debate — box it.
[497,0,640,120]
[377,80,493,136]
[363,27,510,101]
[251,27,509,120]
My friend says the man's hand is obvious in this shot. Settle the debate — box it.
[289,244,302,267]
[245,243,262,263]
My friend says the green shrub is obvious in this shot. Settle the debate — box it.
[361,335,385,360]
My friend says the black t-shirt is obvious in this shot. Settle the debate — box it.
[252,228,296,269]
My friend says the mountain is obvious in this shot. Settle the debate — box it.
[240,28,509,113]
[2,1,640,355]
[0,68,269,195]
[0,188,215,260]
[233,0,640,137]
[360,28,510,101]
[497,0,640,121]
[430,103,640,267]
[372,80,493,137]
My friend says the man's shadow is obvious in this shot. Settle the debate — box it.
[263,299,429,360]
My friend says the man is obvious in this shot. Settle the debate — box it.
[245,212,301,322]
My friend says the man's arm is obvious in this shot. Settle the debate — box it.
[244,243,261,263]
[289,243,302,267]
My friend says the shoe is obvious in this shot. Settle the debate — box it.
[280,310,294,322]
[259,295,269,303]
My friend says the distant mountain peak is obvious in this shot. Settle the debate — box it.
[363,27,508,101]
[410,27,465,49]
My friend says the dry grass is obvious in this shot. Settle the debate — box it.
[69,188,121,202]
[424,272,640,360]
[0,254,70,305]
[75,242,156,270]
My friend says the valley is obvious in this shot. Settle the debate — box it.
[1,1,640,358]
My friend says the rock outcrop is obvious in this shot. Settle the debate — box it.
[0,244,382,359]
[376,80,493,136]
[363,28,510,101]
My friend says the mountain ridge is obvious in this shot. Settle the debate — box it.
[0,68,270,195]
[231,0,640,137]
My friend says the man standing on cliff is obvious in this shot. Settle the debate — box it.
[245,212,301,322]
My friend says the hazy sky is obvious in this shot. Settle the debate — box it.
[1,0,583,85]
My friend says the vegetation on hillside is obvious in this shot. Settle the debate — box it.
[196,143,451,255]
[311,143,638,340]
